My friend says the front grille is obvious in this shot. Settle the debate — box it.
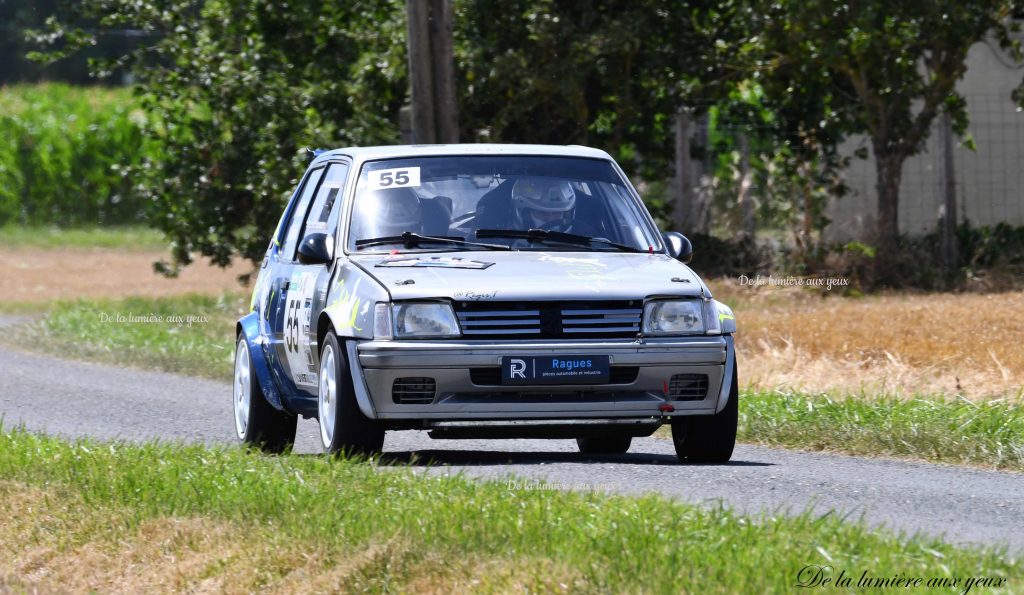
[392,377,436,404]
[455,301,642,340]
[469,366,638,386]
[668,374,708,401]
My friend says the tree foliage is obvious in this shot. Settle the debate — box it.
[27,0,1024,283]
[33,0,408,275]
[754,0,1022,276]
[455,0,748,180]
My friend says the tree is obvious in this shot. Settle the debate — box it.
[757,0,1022,280]
[31,0,408,276]
[454,0,747,181]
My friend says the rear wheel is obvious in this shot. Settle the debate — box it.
[576,435,632,455]
[318,331,385,456]
[671,361,738,463]
[233,335,297,453]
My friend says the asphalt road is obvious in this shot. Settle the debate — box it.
[1,325,1022,554]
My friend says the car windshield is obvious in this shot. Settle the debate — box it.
[347,155,662,253]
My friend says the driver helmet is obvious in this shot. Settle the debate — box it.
[356,187,422,239]
[511,178,576,230]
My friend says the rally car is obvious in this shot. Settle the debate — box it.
[233,144,737,462]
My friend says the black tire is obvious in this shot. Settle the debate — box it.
[318,331,385,456]
[670,360,738,463]
[233,335,297,454]
[576,435,633,455]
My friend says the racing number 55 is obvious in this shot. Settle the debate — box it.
[378,170,410,187]
[284,295,302,354]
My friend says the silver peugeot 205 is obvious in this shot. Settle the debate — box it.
[233,144,737,462]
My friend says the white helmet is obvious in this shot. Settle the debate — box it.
[511,178,576,213]
[356,187,422,238]
[511,178,576,231]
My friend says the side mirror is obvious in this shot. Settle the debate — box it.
[663,232,693,263]
[297,232,333,265]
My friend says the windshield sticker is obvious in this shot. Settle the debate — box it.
[367,167,421,190]
[377,256,494,270]
[535,252,614,293]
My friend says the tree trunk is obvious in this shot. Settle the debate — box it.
[873,143,903,283]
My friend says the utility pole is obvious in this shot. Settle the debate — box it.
[673,107,693,234]
[406,0,458,144]
[737,133,755,240]
[939,110,958,284]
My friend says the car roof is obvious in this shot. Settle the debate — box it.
[310,143,613,167]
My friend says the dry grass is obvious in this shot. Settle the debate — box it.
[708,279,1024,400]
[0,247,252,304]
[0,481,570,594]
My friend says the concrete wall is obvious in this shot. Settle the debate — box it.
[825,41,1024,241]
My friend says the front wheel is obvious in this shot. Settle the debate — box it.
[318,331,384,456]
[670,361,738,463]
[233,335,297,453]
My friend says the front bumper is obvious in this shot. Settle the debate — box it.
[346,336,735,422]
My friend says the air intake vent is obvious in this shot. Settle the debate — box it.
[455,301,642,339]
[561,307,641,335]
[392,377,436,404]
[457,309,541,336]
[668,374,708,401]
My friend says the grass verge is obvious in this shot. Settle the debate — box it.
[0,428,1018,593]
[737,391,1024,472]
[0,224,168,250]
[2,293,245,381]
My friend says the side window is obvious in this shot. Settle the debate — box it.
[281,167,325,261]
[302,163,349,238]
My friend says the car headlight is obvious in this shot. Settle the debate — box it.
[643,300,705,335]
[392,302,460,338]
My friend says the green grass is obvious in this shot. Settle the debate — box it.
[0,428,1018,592]
[0,224,168,250]
[3,293,245,380]
[737,391,1024,472]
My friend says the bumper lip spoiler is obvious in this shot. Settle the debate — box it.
[429,418,661,428]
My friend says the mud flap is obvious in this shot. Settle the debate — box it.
[345,340,380,420]
[715,335,736,414]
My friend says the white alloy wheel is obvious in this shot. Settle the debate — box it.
[319,342,338,449]
[233,338,251,440]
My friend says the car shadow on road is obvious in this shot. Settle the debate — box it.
[375,449,774,467]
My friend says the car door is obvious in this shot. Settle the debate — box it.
[266,165,325,396]
[275,161,350,398]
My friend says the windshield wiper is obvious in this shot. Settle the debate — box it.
[355,231,512,251]
[475,228,645,253]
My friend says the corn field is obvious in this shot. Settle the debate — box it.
[0,84,155,226]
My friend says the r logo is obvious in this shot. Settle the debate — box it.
[510,358,527,379]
